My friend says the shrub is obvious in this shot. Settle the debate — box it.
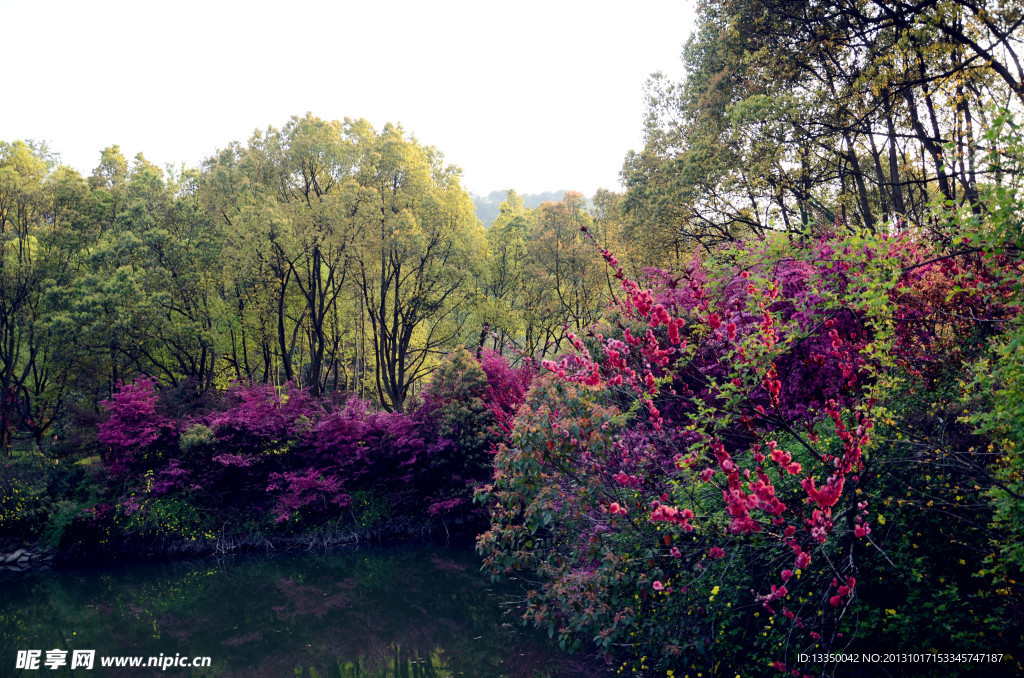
[96,376,178,474]
[479,217,1023,674]
[417,348,500,518]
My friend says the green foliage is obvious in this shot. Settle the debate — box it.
[479,190,611,359]
[0,447,58,539]
[41,498,88,548]
[114,495,213,542]
[423,347,495,460]
[947,110,1024,574]
[179,423,215,461]
[477,376,631,652]
[625,0,1024,253]
[348,490,392,531]
[963,324,1024,569]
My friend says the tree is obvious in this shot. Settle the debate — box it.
[0,142,91,449]
[0,141,51,450]
[351,122,485,412]
[625,0,1024,252]
[480,190,531,357]
[72,154,227,393]
[523,192,605,355]
[199,115,363,394]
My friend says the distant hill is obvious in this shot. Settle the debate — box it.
[471,190,588,227]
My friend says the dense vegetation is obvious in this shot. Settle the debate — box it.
[473,0,1024,675]
[3,0,1024,675]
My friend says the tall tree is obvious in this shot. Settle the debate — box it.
[480,190,531,357]
[0,142,82,449]
[625,0,1024,248]
[351,122,484,412]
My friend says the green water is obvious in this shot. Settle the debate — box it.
[0,545,601,677]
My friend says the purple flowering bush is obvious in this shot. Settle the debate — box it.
[96,376,179,475]
[84,349,532,544]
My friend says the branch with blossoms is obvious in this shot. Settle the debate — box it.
[585,226,874,556]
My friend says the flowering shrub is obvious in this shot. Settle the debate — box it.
[206,382,323,456]
[97,377,178,474]
[478,213,1023,673]
[477,348,534,433]
[86,351,528,539]
[293,397,425,519]
[266,469,349,524]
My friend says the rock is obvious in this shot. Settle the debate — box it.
[4,549,26,563]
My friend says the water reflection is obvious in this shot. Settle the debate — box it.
[0,544,603,677]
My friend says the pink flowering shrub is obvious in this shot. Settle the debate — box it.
[297,398,425,513]
[266,469,349,523]
[206,382,323,455]
[94,374,494,532]
[477,348,534,433]
[478,222,1022,673]
[97,376,179,474]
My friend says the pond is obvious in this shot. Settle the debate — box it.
[0,544,606,677]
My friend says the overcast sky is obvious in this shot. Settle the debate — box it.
[1,1,694,197]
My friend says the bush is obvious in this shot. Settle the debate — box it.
[97,376,178,474]
[478,214,1023,674]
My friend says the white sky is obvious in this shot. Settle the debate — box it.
[1,1,694,197]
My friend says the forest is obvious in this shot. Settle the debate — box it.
[2,0,1024,675]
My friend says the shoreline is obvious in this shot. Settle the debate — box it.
[1,518,484,574]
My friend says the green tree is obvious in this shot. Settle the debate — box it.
[626,0,1024,250]
[351,122,485,411]
[0,141,85,449]
[200,115,363,394]
[480,190,531,357]
[523,192,604,356]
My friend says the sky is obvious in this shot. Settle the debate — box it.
[1,1,694,197]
